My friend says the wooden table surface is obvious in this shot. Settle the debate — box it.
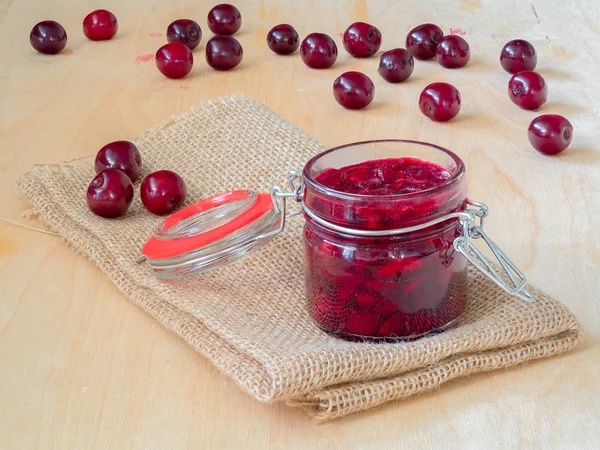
[1,0,599,448]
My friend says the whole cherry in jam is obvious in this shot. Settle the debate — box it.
[528,114,573,155]
[300,33,338,69]
[207,4,242,35]
[419,82,461,122]
[30,21,67,54]
[342,21,382,58]
[266,24,299,55]
[435,35,470,68]
[405,23,443,60]
[500,39,537,74]
[94,141,142,182]
[155,42,194,79]
[508,70,547,110]
[87,169,134,218]
[333,71,375,110]
[140,170,187,216]
[167,19,202,50]
[378,48,414,83]
[205,35,243,70]
[83,9,118,41]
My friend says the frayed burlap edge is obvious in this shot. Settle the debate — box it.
[289,329,581,420]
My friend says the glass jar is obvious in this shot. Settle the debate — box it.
[140,140,532,341]
[302,140,468,339]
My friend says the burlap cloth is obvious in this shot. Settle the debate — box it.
[16,95,583,421]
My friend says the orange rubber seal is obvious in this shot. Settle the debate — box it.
[142,190,274,260]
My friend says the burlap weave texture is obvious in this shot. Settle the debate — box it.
[16,95,583,421]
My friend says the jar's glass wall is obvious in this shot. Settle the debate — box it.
[302,140,469,340]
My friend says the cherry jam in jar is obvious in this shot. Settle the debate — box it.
[141,140,531,341]
[302,140,468,340]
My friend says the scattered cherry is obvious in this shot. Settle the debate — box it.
[205,35,243,70]
[377,48,414,83]
[528,114,573,155]
[155,42,193,79]
[83,9,118,41]
[419,82,461,122]
[500,39,537,74]
[508,70,547,110]
[167,19,202,50]
[342,22,382,58]
[140,170,187,216]
[405,23,443,60]
[207,4,242,35]
[435,35,470,68]
[300,33,338,69]
[87,169,134,218]
[333,71,375,110]
[30,21,67,54]
[94,141,142,182]
[266,24,299,55]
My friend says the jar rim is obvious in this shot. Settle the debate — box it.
[302,139,466,200]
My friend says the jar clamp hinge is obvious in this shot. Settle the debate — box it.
[453,199,533,302]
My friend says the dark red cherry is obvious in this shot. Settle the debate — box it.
[140,170,187,216]
[167,19,202,50]
[300,33,338,69]
[333,71,374,110]
[30,21,67,54]
[419,82,461,122]
[342,21,382,58]
[83,9,118,41]
[378,48,414,83]
[155,42,193,79]
[266,24,299,55]
[528,114,573,155]
[205,35,243,70]
[508,70,547,110]
[500,39,537,74]
[207,4,242,35]
[94,141,142,182]
[87,169,134,218]
[435,35,470,68]
[406,23,443,60]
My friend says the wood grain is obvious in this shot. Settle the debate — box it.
[1,0,599,448]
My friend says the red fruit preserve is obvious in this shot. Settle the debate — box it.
[302,142,468,339]
[140,140,532,340]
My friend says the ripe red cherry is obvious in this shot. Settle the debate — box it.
[167,19,202,50]
[87,169,134,218]
[528,115,573,155]
[83,9,118,41]
[435,35,470,68]
[419,82,461,122]
[155,42,193,79]
[30,21,67,54]
[342,22,382,58]
[500,39,537,74]
[205,35,243,70]
[508,70,547,110]
[94,141,142,182]
[333,71,375,110]
[406,23,443,60]
[266,24,299,55]
[140,170,187,216]
[300,33,338,69]
[378,48,414,83]
[207,4,241,35]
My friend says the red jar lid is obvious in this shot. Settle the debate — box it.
[142,190,280,276]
